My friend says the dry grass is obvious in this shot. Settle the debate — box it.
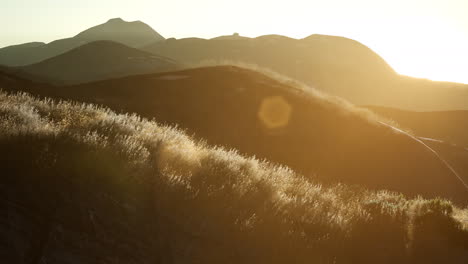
[0,91,467,263]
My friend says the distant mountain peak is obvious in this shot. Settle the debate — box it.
[74,18,165,48]
[105,17,143,24]
[0,18,165,66]
[106,17,125,23]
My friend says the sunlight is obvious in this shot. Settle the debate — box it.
[370,17,468,83]
[284,14,468,84]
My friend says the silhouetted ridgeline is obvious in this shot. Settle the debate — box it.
[0,18,165,66]
[1,91,467,263]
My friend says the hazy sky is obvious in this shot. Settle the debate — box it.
[2,0,468,83]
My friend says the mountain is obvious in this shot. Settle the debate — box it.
[2,91,467,263]
[3,66,467,204]
[74,18,164,47]
[0,18,165,66]
[19,41,179,85]
[143,35,468,111]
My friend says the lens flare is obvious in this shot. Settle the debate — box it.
[258,96,292,129]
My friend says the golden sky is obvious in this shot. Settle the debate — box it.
[2,0,468,83]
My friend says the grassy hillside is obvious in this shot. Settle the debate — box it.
[367,105,468,147]
[1,91,467,263]
[421,139,468,185]
[3,66,466,204]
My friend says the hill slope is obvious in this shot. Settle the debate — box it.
[421,139,468,185]
[4,66,467,204]
[0,65,52,92]
[1,91,467,263]
[368,106,468,147]
[19,41,179,85]
[366,106,468,187]
[0,18,165,66]
[143,35,468,111]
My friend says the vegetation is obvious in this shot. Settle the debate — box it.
[1,91,467,263]
[15,65,466,204]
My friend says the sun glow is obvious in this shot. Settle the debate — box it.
[360,16,468,84]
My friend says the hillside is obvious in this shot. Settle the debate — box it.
[0,18,165,66]
[421,139,468,185]
[366,106,468,187]
[19,41,179,85]
[3,66,467,204]
[143,35,468,111]
[1,91,467,263]
[368,106,468,147]
[0,65,52,93]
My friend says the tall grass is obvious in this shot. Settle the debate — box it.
[1,91,467,263]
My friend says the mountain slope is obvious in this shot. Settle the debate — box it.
[1,91,467,263]
[0,42,46,66]
[143,35,468,111]
[19,41,179,85]
[0,18,165,66]
[5,66,467,204]
[0,38,84,66]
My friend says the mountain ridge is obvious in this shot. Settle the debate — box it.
[0,18,165,66]
[19,40,179,85]
[74,17,165,47]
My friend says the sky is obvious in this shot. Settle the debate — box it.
[2,0,468,83]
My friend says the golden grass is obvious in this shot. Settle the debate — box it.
[0,91,466,263]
